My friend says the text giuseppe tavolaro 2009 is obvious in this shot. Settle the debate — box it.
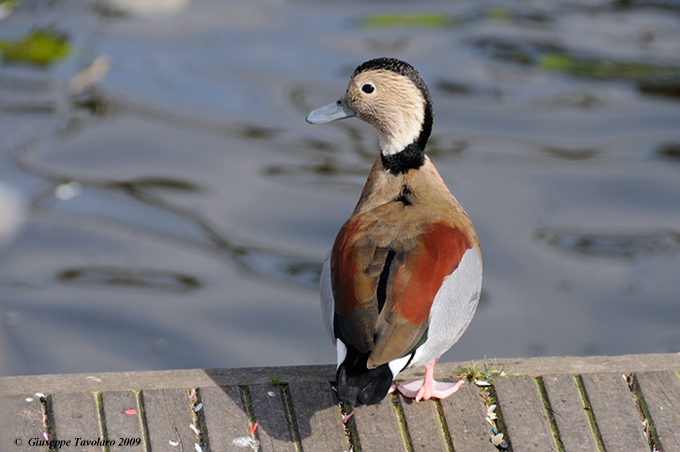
[15,437,142,448]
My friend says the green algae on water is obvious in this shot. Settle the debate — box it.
[0,29,72,66]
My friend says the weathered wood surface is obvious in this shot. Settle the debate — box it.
[1,353,678,452]
[51,391,102,451]
[100,390,145,452]
[249,384,295,452]
[398,394,448,452]
[1,394,45,447]
[143,388,197,452]
[635,370,680,452]
[352,395,405,452]
[440,379,496,451]
[541,373,599,452]
[580,372,650,452]
[287,382,348,452]
[494,375,558,452]
[200,386,249,452]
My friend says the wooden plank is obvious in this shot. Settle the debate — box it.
[0,394,47,450]
[398,397,448,452]
[142,388,196,452]
[635,370,680,451]
[542,374,598,452]
[580,372,648,452]
[352,396,406,452]
[199,386,250,452]
[288,381,349,452]
[3,353,680,396]
[439,381,496,452]
[494,375,557,452]
[51,392,102,451]
[100,391,144,451]
[475,353,680,378]
[249,384,295,452]
[0,366,336,395]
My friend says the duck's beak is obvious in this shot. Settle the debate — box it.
[306,93,356,124]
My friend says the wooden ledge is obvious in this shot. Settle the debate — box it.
[2,353,679,452]
[2,352,679,395]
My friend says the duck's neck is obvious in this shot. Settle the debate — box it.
[379,102,433,176]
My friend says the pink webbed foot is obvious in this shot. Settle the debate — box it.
[341,410,354,423]
[395,378,464,401]
[393,360,464,401]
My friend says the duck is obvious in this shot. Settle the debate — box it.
[306,57,482,406]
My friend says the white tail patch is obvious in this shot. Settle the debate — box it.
[388,354,412,378]
[336,339,347,369]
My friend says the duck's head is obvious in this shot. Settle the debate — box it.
[307,58,433,160]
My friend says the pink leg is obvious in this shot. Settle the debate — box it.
[341,410,354,423]
[391,360,463,402]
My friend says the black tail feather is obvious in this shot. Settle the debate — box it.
[336,347,393,406]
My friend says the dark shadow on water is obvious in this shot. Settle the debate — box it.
[534,227,680,260]
[638,80,680,100]
[469,35,680,102]
[57,266,202,292]
[655,142,680,162]
[540,145,600,161]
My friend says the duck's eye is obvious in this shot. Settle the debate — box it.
[361,83,375,94]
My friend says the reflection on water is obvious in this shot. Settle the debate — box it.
[534,227,680,260]
[357,8,554,30]
[473,36,680,88]
[0,0,679,375]
[57,266,202,292]
[473,38,564,66]
[656,142,680,160]
[0,29,72,67]
[539,145,599,161]
[638,80,680,99]
[11,132,323,290]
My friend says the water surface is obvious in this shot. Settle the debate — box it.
[1,0,679,375]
